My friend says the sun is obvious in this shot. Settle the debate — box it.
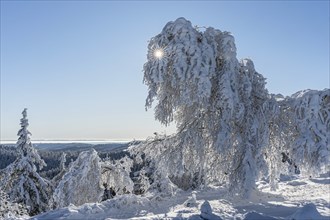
[154,48,164,59]
[149,45,168,61]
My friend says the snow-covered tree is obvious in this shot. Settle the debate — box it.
[51,152,67,187]
[0,108,53,215]
[59,152,67,171]
[101,156,134,196]
[281,90,330,175]
[264,89,330,189]
[52,149,103,208]
[134,169,151,195]
[141,17,329,197]
[142,17,274,197]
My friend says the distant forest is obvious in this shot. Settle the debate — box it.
[0,143,132,179]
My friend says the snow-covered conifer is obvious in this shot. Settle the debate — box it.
[51,152,67,188]
[59,152,67,171]
[0,109,53,215]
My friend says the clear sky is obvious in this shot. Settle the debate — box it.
[1,1,329,141]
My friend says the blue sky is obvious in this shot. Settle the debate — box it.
[1,1,329,141]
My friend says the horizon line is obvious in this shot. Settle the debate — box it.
[0,138,144,144]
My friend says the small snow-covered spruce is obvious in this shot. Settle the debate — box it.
[59,152,67,171]
[52,149,103,208]
[51,152,67,187]
[0,109,53,215]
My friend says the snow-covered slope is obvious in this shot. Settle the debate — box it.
[31,173,330,220]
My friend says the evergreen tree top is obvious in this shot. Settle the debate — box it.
[17,108,31,138]
[17,108,32,150]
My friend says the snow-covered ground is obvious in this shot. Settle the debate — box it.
[30,173,330,220]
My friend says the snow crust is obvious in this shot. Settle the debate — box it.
[288,203,325,220]
[243,211,277,220]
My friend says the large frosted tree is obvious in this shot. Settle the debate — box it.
[139,17,329,197]
[141,17,275,197]
[0,109,53,215]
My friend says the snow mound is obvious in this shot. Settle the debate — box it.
[200,201,222,220]
[102,194,151,210]
[287,203,324,220]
